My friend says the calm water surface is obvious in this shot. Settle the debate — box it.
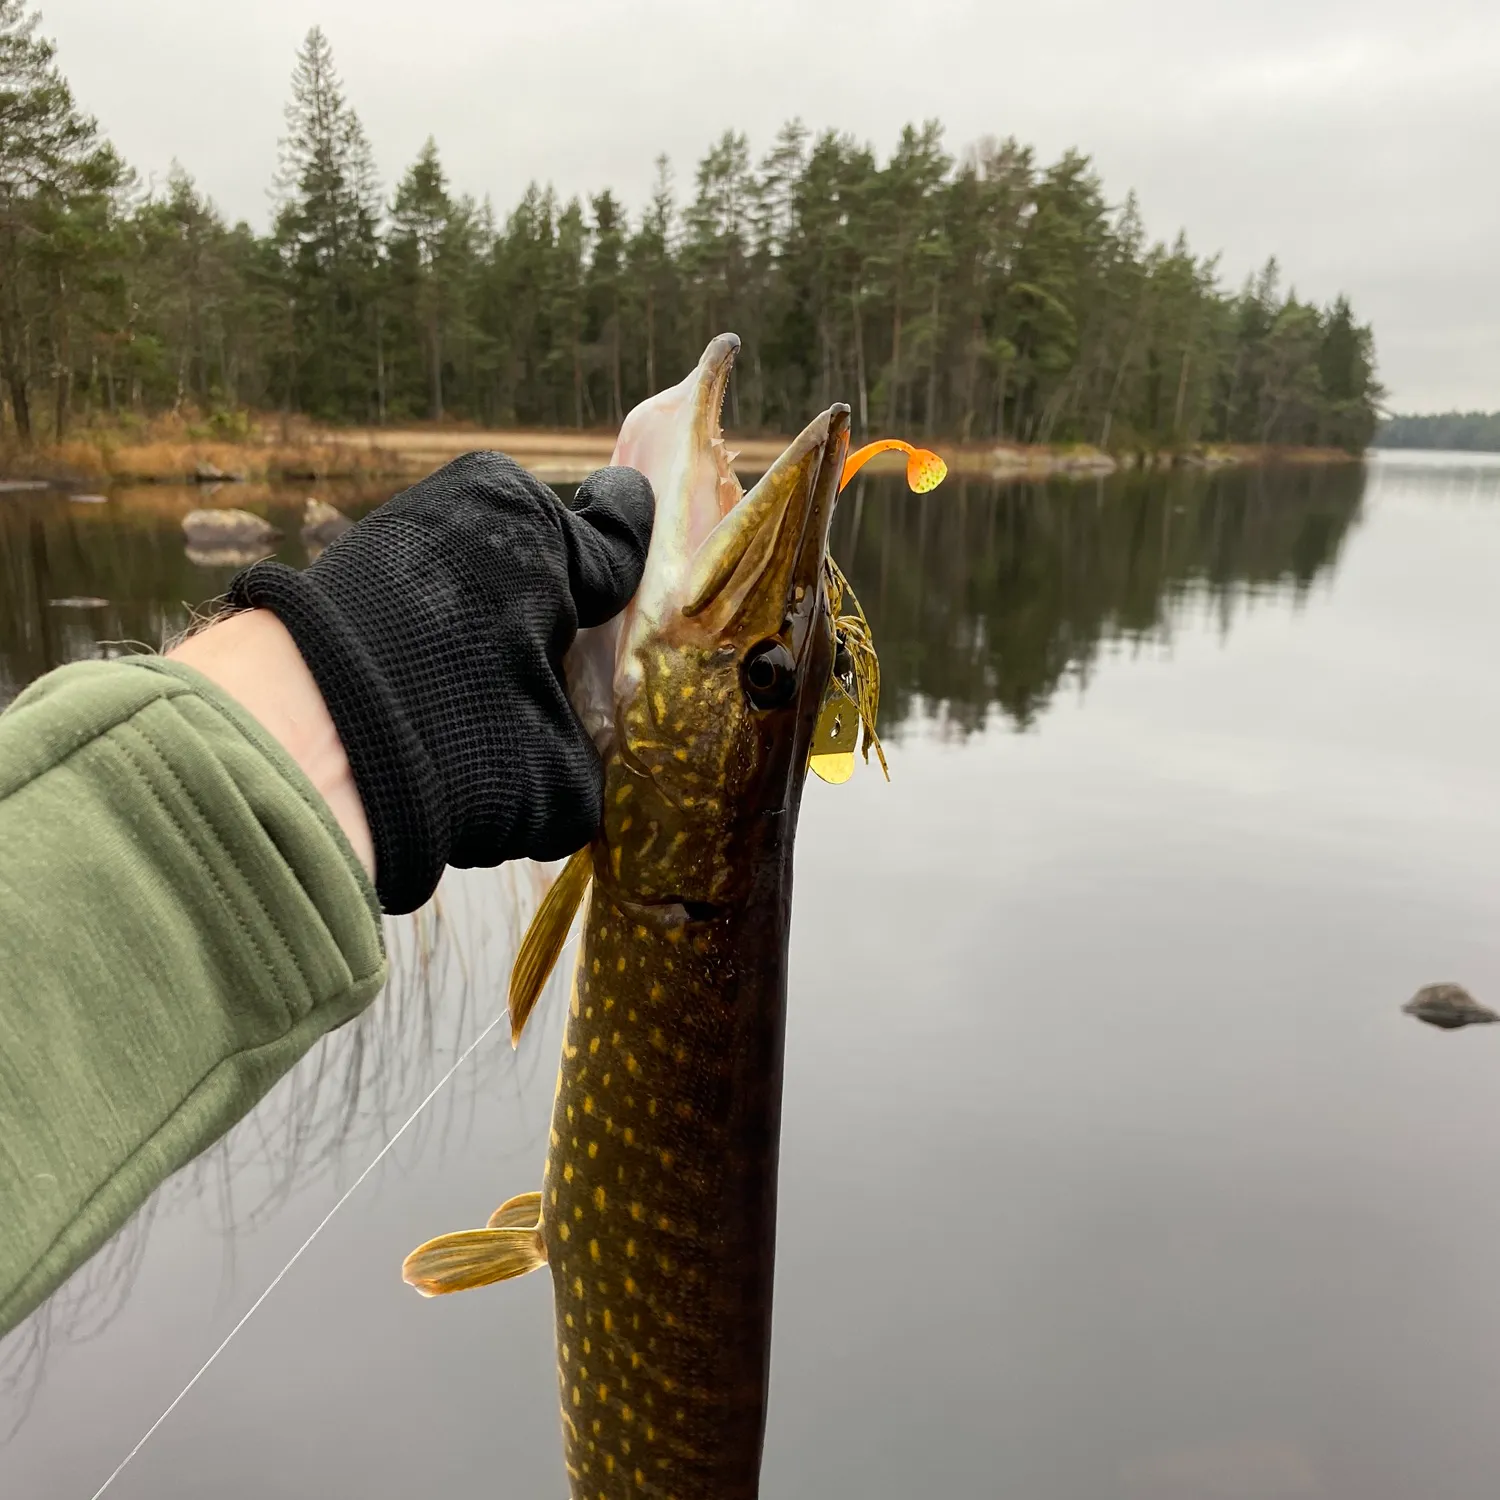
[3,453,1500,1498]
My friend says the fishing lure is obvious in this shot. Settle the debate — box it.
[808,438,947,783]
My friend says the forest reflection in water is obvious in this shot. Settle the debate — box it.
[0,459,1370,1443]
[828,462,1366,733]
[0,463,1367,730]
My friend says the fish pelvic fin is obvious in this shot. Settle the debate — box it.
[510,847,593,1048]
[402,1223,547,1297]
[487,1191,543,1230]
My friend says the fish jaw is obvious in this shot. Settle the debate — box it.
[612,332,742,669]
[564,334,740,750]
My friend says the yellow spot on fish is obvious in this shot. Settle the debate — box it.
[588,1141,599,1159]
[648,1099,659,1117]
[660,1150,674,1169]
[626,1238,636,1257]
[562,1344,571,1363]
[584,1095,595,1115]
[680,683,695,699]
[594,1186,606,1211]
[605,1456,615,1475]
[575,1206,584,1220]
[626,1054,640,1075]
[591,959,600,975]
[572,1387,582,1406]
[630,1202,644,1221]
[635,925,647,940]
[589,1036,600,1056]
[624,1276,638,1296]
[590,1239,601,1262]
[603,1309,614,1332]
[611,846,622,880]
[598,1383,609,1402]
[666,928,683,945]
[566,1313,575,1328]
[649,983,664,1002]
[559,1222,571,1241]
[623,1127,635,1145]
[675,1101,692,1120]
[658,1253,674,1273]
[583,1338,592,1355]
[657,1214,672,1231]
[564,1163,575,1182]
[573,1277,584,1298]
[636,1470,646,1485]
[621,1402,633,1422]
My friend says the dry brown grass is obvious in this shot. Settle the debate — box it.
[0,408,1363,487]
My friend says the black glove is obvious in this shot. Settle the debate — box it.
[228,451,653,914]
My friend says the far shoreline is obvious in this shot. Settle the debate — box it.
[0,420,1366,490]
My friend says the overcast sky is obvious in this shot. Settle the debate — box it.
[34,0,1500,412]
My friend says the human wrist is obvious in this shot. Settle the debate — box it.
[168,609,376,880]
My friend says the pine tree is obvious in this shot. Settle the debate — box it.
[0,0,122,439]
[272,26,382,420]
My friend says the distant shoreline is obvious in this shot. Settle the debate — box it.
[0,423,1364,490]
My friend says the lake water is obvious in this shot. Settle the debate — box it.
[3,452,1500,1499]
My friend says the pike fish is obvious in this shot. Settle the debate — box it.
[404,333,858,1500]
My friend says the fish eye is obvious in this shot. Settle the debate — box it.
[742,639,797,709]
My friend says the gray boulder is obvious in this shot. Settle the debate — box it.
[1403,983,1499,1031]
[182,508,280,548]
[301,498,353,547]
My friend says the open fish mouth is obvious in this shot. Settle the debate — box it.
[565,335,851,746]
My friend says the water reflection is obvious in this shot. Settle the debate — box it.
[830,464,1366,732]
[2,468,1368,731]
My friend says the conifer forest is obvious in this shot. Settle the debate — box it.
[0,10,1383,452]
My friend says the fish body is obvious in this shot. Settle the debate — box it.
[406,333,850,1500]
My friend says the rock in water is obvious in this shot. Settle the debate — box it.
[301,497,352,546]
[182,508,280,548]
[192,461,246,483]
[1403,983,1499,1030]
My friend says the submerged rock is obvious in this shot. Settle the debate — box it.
[1403,983,1499,1031]
[182,508,280,548]
[301,497,353,547]
[185,545,275,569]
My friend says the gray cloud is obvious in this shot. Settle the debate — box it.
[38,0,1500,411]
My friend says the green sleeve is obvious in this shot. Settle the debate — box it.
[0,656,387,1337]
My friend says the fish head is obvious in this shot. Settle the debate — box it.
[593,334,849,912]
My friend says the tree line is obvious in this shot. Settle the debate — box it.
[1376,412,1500,452]
[1,10,1383,452]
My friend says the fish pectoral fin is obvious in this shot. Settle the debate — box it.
[487,1191,543,1230]
[402,1226,547,1297]
[510,847,593,1047]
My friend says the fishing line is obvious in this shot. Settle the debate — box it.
[90,938,571,1499]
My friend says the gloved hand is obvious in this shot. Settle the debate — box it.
[228,451,653,914]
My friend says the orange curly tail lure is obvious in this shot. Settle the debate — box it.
[808,439,948,786]
[839,439,948,494]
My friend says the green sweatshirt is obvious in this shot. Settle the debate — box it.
[0,657,387,1337]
